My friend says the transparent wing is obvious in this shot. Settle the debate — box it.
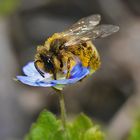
[64,24,119,46]
[63,14,101,37]
[91,24,120,38]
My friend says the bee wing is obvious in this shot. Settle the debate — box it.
[63,14,101,37]
[64,24,119,46]
[91,24,120,38]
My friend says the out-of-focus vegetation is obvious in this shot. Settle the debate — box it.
[127,117,140,140]
[0,0,19,16]
[25,110,104,140]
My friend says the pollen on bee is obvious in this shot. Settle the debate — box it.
[36,61,45,71]
[46,33,62,45]
[37,45,44,51]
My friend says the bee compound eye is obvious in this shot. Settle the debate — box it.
[45,58,54,70]
[47,58,51,62]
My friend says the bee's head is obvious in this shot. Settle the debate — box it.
[34,54,55,77]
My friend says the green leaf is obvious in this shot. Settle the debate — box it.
[72,113,93,130]
[84,127,105,140]
[25,110,60,140]
[68,113,93,140]
[128,118,140,140]
[52,130,67,140]
[25,111,105,140]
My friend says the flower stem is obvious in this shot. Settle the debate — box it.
[58,91,67,130]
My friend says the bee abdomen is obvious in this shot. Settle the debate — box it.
[89,51,101,70]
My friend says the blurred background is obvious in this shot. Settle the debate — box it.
[0,0,140,140]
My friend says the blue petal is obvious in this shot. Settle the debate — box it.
[23,61,52,79]
[17,61,90,88]
[51,64,89,84]
[23,62,40,77]
[70,63,85,78]
[17,76,55,87]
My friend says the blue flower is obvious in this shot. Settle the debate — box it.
[17,62,90,90]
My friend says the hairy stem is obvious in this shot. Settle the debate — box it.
[58,91,67,130]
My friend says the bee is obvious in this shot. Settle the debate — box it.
[34,14,119,80]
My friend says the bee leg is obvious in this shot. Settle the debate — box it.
[66,57,72,79]
[34,61,45,77]
[60,59,63,69]
[57,53,63,70]
[53,72,57,80]
[51,56,57,80]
